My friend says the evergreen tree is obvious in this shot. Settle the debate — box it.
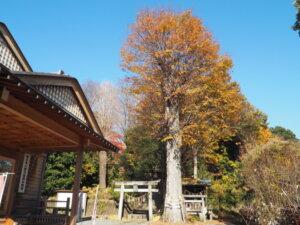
[270,126,297,140]
[42,152,98,196]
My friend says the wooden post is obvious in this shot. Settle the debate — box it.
[42,198,46,215]
[70,150,83,225]
[66,197,70,216]
[148,184,153,221]
[118,183,124,220]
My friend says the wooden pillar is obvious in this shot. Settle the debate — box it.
[117,183,124,220]
[70,150,83,225]
[66,197,70,216]
[7,151,21,217]
[148,184,153,221]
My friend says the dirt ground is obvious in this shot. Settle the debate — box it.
[150,219,242,225]
[76,218,242,225]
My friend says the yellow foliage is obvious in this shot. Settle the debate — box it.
[257,127,272,144]
[152,216,161,222]
[161,136,173,142]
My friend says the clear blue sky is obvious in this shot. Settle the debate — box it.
[1,0,299,138]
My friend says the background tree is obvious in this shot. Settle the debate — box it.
[196,104,271,214]
[119,126,165,181]
[82,80,122,188]
[270,126,298,140]
[121,9,240,222]
[118,78,138,133]
[82,80,121,135]
[293,0,300,34]
[42,152,98,196]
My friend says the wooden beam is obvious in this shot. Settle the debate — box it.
[114,188,159,193]
[183,195,207,198]
[70,150,83,225]
[82,138,91,147]
[114,180,160,186]
[0,142,19,151]
[74,89,100,133]
[0,86,9,101]
[25,145,80,153]
[0,95,80,145]
[184,200,205,203]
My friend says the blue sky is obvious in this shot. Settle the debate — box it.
[1,0,299,137]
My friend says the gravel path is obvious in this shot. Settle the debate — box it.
[76,219,150,225]
[76,219,240,225]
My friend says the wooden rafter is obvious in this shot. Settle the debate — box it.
[0,95,80,149]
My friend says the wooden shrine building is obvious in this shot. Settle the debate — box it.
[0,22,118,224]
[182,178,212,221]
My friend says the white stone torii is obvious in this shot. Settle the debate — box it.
[114,180,160,221]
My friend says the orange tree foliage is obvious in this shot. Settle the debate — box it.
[120,9,269,160]
[182,70,244,150]
[121,9,245,148]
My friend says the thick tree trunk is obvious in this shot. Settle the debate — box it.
[163,98,186,222]
[193,148,198,179]
[99,151,107,188]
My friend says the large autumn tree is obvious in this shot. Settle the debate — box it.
[121,9,238,222]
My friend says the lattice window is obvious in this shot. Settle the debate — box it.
[0,36,22,71]
[34,85,88,124]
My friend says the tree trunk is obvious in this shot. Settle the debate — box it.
[193,148,198,179]
[163,98,186,222]
[99,151,107,188]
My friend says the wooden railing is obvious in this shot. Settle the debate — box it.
[183,194,207,215]
[14,198,70,225]
[40,198,70,215]
[15,215,69,225]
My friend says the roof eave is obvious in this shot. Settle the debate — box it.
[0,22,32,72]
[0,65,118,152]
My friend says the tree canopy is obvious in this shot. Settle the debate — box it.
[42,152,98,196]
[293,0,300,35]
[119,126,165,181]
[270,126,297,140]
